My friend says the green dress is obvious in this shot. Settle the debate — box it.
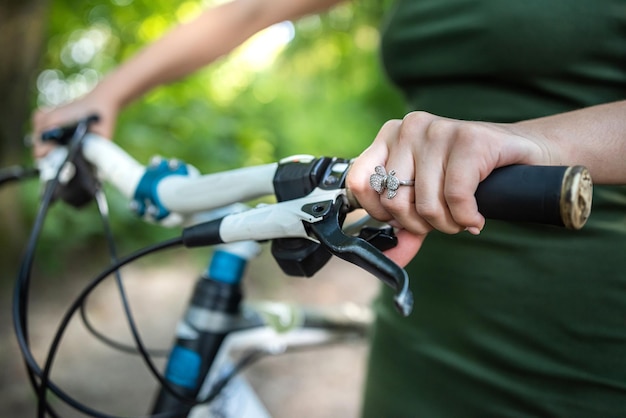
[362,1,626,417]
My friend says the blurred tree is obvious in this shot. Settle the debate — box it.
[0,0,49,269]
[4,0,405,264]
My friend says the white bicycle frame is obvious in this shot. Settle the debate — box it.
[190,301,372,418]
[36,133,374,417]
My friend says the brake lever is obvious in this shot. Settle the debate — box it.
[306,197,413,317]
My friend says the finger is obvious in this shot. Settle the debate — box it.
[378,159,432,235]
[407,116,469,234]
[33,103,115,141]
[390,113,463,234]
[88,115,115,139]
[32,107,73,136]
[441,124,511,233]
[373,114,433,234]
[33,141,56,159]
[444,144,487,233]
[383,229,427,267]
[347,120,401,222]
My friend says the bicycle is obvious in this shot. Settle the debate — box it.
[4,116,593,417]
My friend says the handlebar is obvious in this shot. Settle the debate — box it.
[35,117,594,316]
[81,134,279,213]
[7,116,593,418]
[79,134,593,230]
[477,164,592,230]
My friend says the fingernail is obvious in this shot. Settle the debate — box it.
[465,226,481,236]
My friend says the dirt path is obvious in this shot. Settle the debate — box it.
[1,249,379,417]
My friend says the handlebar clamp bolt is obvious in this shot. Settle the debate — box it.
[168,159,180,170]
[149,156,163,167]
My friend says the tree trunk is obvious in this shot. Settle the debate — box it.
[0,0,49,271]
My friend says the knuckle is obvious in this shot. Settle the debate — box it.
[453,123,488,147]
[399,111,433,139]
[362,199,393,222]
[380,195,406,214]
[403,110,434,126]
[424,118,454,141]
[414,201,443,222]
[443,192,475,224]
[423,119,487,151]
[382,119,402,130]
[444,188,469,207]
[398,220,433,236]
[345,169,364,194]
[376,119,402,140]
[443,175,471,204]
[414,201,463,234]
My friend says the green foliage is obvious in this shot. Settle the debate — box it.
[25,0,405,260]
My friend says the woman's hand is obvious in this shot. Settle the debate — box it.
[31,88,119,158]
[347,111,550,265]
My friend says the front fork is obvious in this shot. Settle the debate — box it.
[150,242,258,417]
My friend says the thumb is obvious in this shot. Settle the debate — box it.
[383,229,427,267]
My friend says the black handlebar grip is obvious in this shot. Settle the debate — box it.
[475,165,592,229]
[345,165,593,230]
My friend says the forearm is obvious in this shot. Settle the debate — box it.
[516,100,626,184]
[96,0,345,108]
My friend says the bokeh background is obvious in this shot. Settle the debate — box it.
[0,0,404,416]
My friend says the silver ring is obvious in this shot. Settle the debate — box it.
[369,165,415,199]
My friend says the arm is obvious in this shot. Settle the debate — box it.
[516,100,626,184]
[347,100,626,265]
[33,0,346,152]
[94,0,345,109]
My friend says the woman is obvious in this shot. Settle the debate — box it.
[349,2,626,416]
[34,0,626,416]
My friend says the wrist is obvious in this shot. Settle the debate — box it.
[510,121,561,167]
[92,70,132,111]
